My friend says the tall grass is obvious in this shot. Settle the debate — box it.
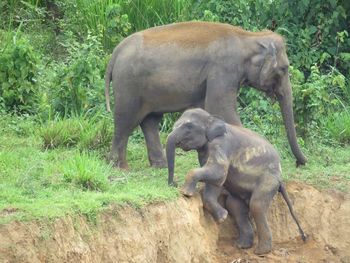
[73,0,193,49]
[39,113,113,151]
[325,111,350,143]
[75,0,191,30]
[121,0,192,29]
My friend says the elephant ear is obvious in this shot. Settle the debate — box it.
[259,41,278,85]
[206,116,227,141]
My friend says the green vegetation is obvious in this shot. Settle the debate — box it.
[1,117,349,224]
[0,0,349,223]
[0,117,187,224]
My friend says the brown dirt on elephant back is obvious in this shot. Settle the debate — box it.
[0,182,350,263]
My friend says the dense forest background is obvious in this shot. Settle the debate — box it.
[1,0,350,150]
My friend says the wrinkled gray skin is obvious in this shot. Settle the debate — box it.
[166,108,306,255]
[105,21,307,169]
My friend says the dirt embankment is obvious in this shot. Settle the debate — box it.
[0,182,350,263]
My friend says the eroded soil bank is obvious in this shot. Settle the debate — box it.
[0,182,350,263]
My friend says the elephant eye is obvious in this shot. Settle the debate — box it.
[280,66,288,73]
[185,122,194,129]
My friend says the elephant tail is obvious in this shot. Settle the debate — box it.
[279,183,307,242]
[105,50,118,113]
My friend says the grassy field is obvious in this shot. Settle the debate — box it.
[0,114,349,224]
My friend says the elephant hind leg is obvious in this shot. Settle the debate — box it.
[110,97,145,169]
[225,194,254,249]
[249,179,279,255]
[140,113,167,168]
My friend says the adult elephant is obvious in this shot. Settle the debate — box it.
[105,21,307,169]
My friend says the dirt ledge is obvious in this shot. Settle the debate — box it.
[0,182,349,263]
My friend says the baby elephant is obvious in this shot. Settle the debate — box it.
[166,108,306,255]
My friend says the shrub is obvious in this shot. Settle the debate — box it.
[0,32,40,114]
[238,88,282,139]
[104,3,132,50]
[61,152,110,191]
[40,113,113,152]
[0,113,38,137]
[40,117,85,149]
[291,65,347,137]
[78,116,113,152]
[49,32,105,116]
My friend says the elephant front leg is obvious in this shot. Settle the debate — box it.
[182,163,228,197]
[140,113,167,168]
[182,163,229,223]
[202,183,228,223]
[205,70,242,126]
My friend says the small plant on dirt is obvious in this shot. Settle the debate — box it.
[61,152,111,192]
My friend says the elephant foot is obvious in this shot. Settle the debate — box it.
[113,160,129,170]
[236,235,254,249]
[150,159,167,168]
[214,208,228,223]
[107,154,129,169]
[181,182,197,197]
[254,242,272,255]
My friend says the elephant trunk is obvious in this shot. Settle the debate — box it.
[166,131,178,186]
[278,86,307,166]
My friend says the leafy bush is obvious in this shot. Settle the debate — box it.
[291,65,347,137]
[49,33,105,116]
[104,3,132,50]
[0,32,40,114]
[61,152,111,191]
[239,88,283,139]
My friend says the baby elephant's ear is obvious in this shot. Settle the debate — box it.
[206,116,227,141]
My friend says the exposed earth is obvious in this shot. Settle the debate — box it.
[0,182,349,263]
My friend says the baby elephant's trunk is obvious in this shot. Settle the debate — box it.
[279,183,307,241]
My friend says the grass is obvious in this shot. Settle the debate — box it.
[324,111,350,144]
[282,145,350,192]
[72,0,193,50]
[0,115,196,224]
[0,114,349,224]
